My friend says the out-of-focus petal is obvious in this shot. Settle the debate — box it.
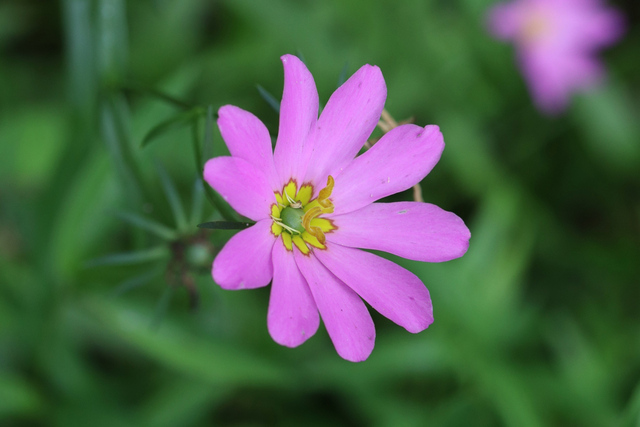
[314,243,433,334]
[294,251,375,362]
[204,156,274,221]
[217,105,279,191]
[268,239,319,347]
[487,2,523,40]
[212,219,275,290]
[330,124,444,215]
[328,202,470,262]
[304,64,386,188]
[273,54,319,188]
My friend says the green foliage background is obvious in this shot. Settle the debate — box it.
[1,0,639,426]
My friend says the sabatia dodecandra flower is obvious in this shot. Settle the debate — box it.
[205,55,470,362]
[488,0,624,114]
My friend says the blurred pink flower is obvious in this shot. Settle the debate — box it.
[205,55,470,362]
[488,0,624,114]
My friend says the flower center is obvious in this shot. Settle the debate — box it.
[270,176,337,254]
[280,206,306,234]
[520,10,553,44]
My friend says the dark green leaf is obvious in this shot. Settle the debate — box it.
[86,246,169,267]
[150,286,176,330]
[116,211,178,240]
[112,268,162,297]
[197,221,253,230]
[141,107,205,148]
[156,162,188,232]
[257,85,280,113]
[337,61,349,87]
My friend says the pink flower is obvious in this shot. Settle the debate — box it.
[204,55,470,362]
[488,0,624,114]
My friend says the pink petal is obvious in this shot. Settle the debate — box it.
[304,64,387,188]
[212,219,275,290]
[330,124,444,215]
[328,202,470,262]
[294,251,375,362]
[314,243,433,334]
[487,3,523,40]
[217,105,279,191]
[267,238,319,347]
[204,156,274,221]
[273,54,319,188]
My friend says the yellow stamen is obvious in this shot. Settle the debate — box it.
[301,206,325,244]
[302,231,325,249]
[271,176,335,254]
[317,175,335,212]
[298,176,336,244]
[283,181,297,205]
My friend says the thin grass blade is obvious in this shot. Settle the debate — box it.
[141,107,205,148]
[197,221,253,230]
[150,286,176,330]
[257,85,280,113]
[156,162,188,233]
[116,211,177,240]
[86,246,169,267]
[190,178,205,228]
[337,62,349,87]
[112,268,163,297]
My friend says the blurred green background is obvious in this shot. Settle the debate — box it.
[1,0,639,426]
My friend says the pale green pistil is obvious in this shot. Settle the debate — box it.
[280,206,306,234]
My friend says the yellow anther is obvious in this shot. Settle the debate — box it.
[301,206,325,244]
[317,175,335,213]
[272,175,336,254]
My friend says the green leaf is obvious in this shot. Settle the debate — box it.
[197,221,253,230]
[0,372,43,418]
[141,107,205,148]
[337,61,349,87]
[193,110,240,222]
[112,268,162,297]
[116,211,178,240]
[86,246,169,267]
[150,285,176,330]
[189,178,205,228]
[119,82,193,109]
[156,162,188,233]
[257,84,280,113]
[101,95,148,204]
[84,298,292,387]
[202,105,214,166]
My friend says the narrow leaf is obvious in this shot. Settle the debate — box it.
[197,221,253,230]
[337,61,349,87]
[202,105,214,165]
[120,82,193,109]
[257,85,280,113]
[150,286,176,330]
[116,211,178,240]
[190,178,205,228]
[142,107,205,148]
[156,162,188,232]
[192,111,240,222]
[101,95,147,204]
[112,268,162,297]
[86,246,169,267]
